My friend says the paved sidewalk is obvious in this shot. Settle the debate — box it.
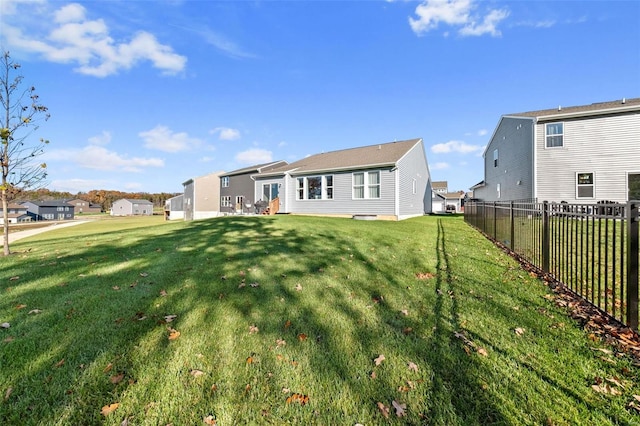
[0,220,92,245]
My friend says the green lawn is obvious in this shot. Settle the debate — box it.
[0,215,638,425]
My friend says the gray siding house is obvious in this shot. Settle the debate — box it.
[111,199,154,216]
[475,98,640,203]
[164,194,184,221]
[219,161,288,215]
[183,171,224,221]
[0,203,31,224]
[22,200,75,221]
[254,138,432,220]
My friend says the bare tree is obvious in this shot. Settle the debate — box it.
[1,51,50,256]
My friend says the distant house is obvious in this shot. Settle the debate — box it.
[0,203,31,224]
[474,98,640,203]
[183,171,225,221]
[66,198,102,214]
[253,138,432,220]
[111,199,154,216]
[431,181,449,213]
[219,161,288,215]
[164,194,184,221]
[432,181,448,194]
[22,200,75,221]
[443,191,465,213]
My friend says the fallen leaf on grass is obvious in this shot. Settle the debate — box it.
[276,338,286,347]
[168,328,181,340]
[249,325,259,334]
[515,327,525,336]
[392,400,406,417]
[164,314,177,323]
[4,387,12,401]
[282,387,290,393]
[246,356,254,364]
[477,348,488,357]
[103,363,113,373]
[297,333,307,341]
[1,323,10,329]
[159,290,167,297]
[415,272,434,280]
[110,373,125,384]
[286,393,309,405]
[203,415,217,425]
[112,286,120,291]
[374,354,385,366]
[100,402,119,416]
[377,402,389,418]
[190,369,205,377]
[400,309,409,316]
[407,361,419,372]
[15,304,27,310]
[211,384,218,392]
[284,320,291,330]
[9,276,19,281]
[54,359,65,368]
[3,336,14,342]
[140,272,149,277]
[249,282,260,288]
[294,284,303,291]
[592,383,621,395]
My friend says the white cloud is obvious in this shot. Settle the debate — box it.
[409,0,509,37]
[211,127,241,141]
[88,130,111,146]
[477,129,488,136]
[235,148,272,164]
[139,125,201,152]
[45,145,164,172]
[431,162,450,170]
[278,141,287,148]
[431,140,483,154]
[2,2,186,77]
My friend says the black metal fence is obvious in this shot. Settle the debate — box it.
[465,200,640,330]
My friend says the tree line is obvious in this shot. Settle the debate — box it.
[17,188,180,211]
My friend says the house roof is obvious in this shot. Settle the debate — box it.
[23,200,73,207]
[223,161,288,177]
[259,138,423,176]
[432,181,448,190]
[506,98,640,120]
[120,198,153,204]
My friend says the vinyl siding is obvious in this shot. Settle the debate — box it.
[286,168,396,216]
[183,182,194,221]
[535,111,640,203]
[397,142,431,218]
[194,172,222,217]
[254,177,286,212]
[220,174,255,214]
[479,117,535,202]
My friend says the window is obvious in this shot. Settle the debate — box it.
[221,176,229,187]
[236,196,244,207]
[576,172,594,198]
[412,179,417,194]
[493,149,499,167]
[221,196,231,207]
[57,206,64,211]
[497,183,501,199]
[296,176,334,200]
[263,183,279,201]
[546,123,563,148]
[629,173,640,200]
[353,171,381,199]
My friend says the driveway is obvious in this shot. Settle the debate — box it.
[0,220,93,244]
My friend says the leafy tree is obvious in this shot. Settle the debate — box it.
[1,51,50,255]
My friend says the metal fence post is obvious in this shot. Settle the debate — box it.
[542,201,550,272]
[627,201,639,330]
[510,201,515,251]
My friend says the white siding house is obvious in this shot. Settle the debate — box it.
[475,98,640,203]
[111,199,153,216]
[254,139,432,220]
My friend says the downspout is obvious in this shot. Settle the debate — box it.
[395,168,400,219]
[532,118,538,201]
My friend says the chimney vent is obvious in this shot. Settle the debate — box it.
[622,98,626,104]
[558,105,562,111]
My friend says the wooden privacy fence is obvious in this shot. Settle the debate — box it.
[465,200,640,330]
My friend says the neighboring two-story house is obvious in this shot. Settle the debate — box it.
[253,138,432,220]
[182,171,224,221]
[22,200,75,221]
[111,199,154,216]
[474,98,640,203]
[219,161,288,215]
[66,198,102,214]
[0,203,31,224]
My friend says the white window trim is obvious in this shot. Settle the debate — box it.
[295,175,334,200]
[221,176,230,188]
[545,122,564,148]
[353,171,381,200]
[221,196,231,207]
[576,172,595,199]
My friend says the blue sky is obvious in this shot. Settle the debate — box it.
[1,0,638,195]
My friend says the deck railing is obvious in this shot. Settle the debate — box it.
[465,200,640,330]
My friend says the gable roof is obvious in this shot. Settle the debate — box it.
[23,200,73,207]
[223,160,288,177]
[260,138,423,176]
[120,198,153,204]
[432,181,448,190]
[506,98,640,121]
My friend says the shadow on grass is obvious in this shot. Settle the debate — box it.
[0,215,634,424]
